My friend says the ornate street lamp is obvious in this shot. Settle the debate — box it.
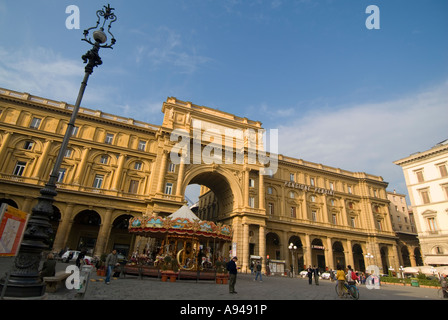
[0,4,117,299]
[288,243,297,278]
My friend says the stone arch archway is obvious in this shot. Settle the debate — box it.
[182,165,244,214]
[67,210,101,254]
[109,214,134,257]
[266,232,281,260]
[288,235,304,272]
[401,246,411,267]
[311,238,326,270]
[352,243,364,271]
[332,241,345,269]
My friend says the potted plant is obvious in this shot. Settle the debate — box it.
[160,256,178,282]
[215,261,228,284]
[96,254,107,276]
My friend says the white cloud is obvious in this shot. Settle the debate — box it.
[0,46,82,102]
[134,26,212,74]
[276,80,448,194]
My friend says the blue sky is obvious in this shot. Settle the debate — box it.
[1,0,447,203]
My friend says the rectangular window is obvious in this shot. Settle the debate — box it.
[134,162,142,170]
[268,203,274,215]
[165,183,173,195]
[310,178,315,186]
[415,170,424,183]
[105,133,114,144]
[267,187,273,195]
[420,189,430,204]
[290,173,295,182]
[427,218,437,231]
[57,168,66,183]
[13,161,26,176]
[249,178,255,188]
[168,163,176,173]
[71,126,79,137]
[438,163,448,177]
[249,197,255,208]
[377,220,382,231]
[350,217,356,228]
[100,155,109,164]
[311,210,317,221]
[347,186,352,194]
[443,184,448,200]
[64,149,72,158]
[291,207,296,218]
[23,141,34,150]
[138,140,146,151]
[332,214,337,225]
[329,182,334,191]
[29,117,41,129]
[128,180,139,194]
[93,174,104,189]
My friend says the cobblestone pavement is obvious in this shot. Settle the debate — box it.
[0,257,440,301]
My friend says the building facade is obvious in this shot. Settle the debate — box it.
[394,140,448,266]
[0,87,402,274]
[386,190,422,268]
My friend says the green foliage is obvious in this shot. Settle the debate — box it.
[380,275,441,287]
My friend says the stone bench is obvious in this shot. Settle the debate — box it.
[43,271,70,293]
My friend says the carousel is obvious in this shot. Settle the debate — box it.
[125,206,233,282]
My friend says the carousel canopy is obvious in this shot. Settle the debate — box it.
[167,205,201,221]
[128,205,232,241]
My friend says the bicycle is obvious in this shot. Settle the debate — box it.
[335,281,359,300]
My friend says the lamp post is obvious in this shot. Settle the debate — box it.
[399,265,404,282]
[288,243,297,278]
[388,266,394,277]
[365,252,374,273]
[0,4,117,299]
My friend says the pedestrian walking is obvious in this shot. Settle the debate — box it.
[227,256,238,294]
[254,261,263,282]
[329,268,335,282]
[313,265,320,285]
[307,265,313,285]
[105,249,119,285]
[336,264,346,298]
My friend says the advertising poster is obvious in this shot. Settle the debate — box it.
[0,204,29,256]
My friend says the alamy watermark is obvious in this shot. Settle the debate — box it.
[65,265,81,289]
[65,5,80,30]
[169,120,278,175]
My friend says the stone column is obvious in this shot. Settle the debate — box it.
[259,225,266,274]
[176,155,186,196]
[52,203,75,252]
[242,223,249,272]
[346,239,354,268]
[244,168,249,207]
[157,150,168,193]
[111,154,126,190]
[32,139,52,179]
[73,147,90,185]
[304,234,312,267]
[0,132,11,168]
[326,237,334,270]
[95,208,114,256]
[258,170,265,210]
